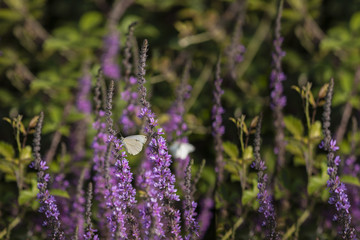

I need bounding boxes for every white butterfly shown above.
[169,141,195,159]
[121,135,147,155]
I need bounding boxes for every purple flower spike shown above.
[137,40,183,239]
[101,32,120,79]
[270,1,287,170]
[252,115,279,239]
[321,78,356,239]
[344,155,360,232]
[103,79,140,239]
[119,76,141,135]
[76,72,92,114]
[32,112,65,239]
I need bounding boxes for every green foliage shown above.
[284,115,304,139]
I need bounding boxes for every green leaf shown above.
[243,146,253,162]
[2,117,12,125]
[318,83,329,99]
[308,162,328,195]
[350,12,360,32]
[223,141,239,160]
[50,189,70,199]
[28,115,39,129]
[18,190,37,205]
[342,175,360,187]
[0,9,22,21]
[224,161,239,176]
[44,38,71,52]
[79,11,103,31]
[285,139,304,156]
[20,146,32,163]
[350,95,360,110]
[291,85,301,94]
[293,155,305,166]
[67,112,87,123]
[0,160,14,174]
[308,91,316,108]
[242,187,258,205]
[284,115,304,138]
[0,141,15,159]
[307,175,327,195]
[309,121,322,140]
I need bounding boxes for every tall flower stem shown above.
[32,112,65,239]
[137,39,183,239]
[320,78,357,239]
[270,0,286,171]
[252,115,279,240]
[104,78,140,239]
[212,59,225,185]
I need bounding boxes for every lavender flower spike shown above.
[104,79,140,239]
[184,159,199,239]
[137,39,182,239]
[101,31,120,79]
[320,78,357,239]
[270,0,286,170]
[76,70,92,114]
[84,183,99,240]
[31,112,65,239]
[212,59,225,184]
[252,115,279,240]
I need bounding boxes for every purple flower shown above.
[51,173,74,236]
[344,156,360,232]
[330,139,339,151]
[101,32,120,79]
[163,68,193,192]
[252,116,279,239]
[270,37,287,110]
[235,44,246,63]
[39,161,48,170]
[198,197,214,238]
[76,72,92,114]
[32,112,65,239]
[91,110,113,236]
[137,40,182,239]
[270,3,287,171]
[320,137,357,238]
[119,76,141,135]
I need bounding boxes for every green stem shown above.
[15,117,23,191]
[221,211,248,240]
[0,213,23,239]
[283,201,314,239]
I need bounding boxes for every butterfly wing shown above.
[123,135,147,155]
[170,142,195,159]
[124,135,147,144]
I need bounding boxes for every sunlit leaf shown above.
[309,121,322,140]
[318,83,329,99]
[18,189,38,206]
[28,115,39,129]
[0,141,15,159]
[342,175,360,187]
[284,115,304,138]
[79,11,103,32]
[50,189,70,199]
[223,141,239,160]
